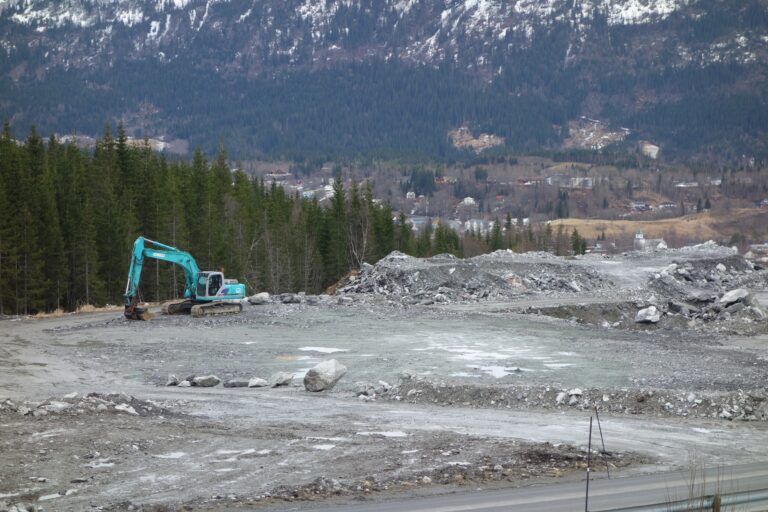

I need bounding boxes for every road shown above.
[285,462,768,512]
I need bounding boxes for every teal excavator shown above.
[123,236,246,320]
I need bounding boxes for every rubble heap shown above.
[337,251,614,304]
[0,393,171,418]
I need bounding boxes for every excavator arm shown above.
[123,236,201,319]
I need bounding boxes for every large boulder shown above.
[719,289,750,306]
[192,375,221,387]
[304,359,348,392]
[248,292,270,305]
[635,306,661,324]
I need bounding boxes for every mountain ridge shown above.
[1,0,767,160]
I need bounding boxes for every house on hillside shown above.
[633,230,667,252]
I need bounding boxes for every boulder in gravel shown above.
[719,288,750,306]
[635,306,661,324]
[716,263,727,273]
[248,292,270,305]
[269,372,294,387]
[192,375,221,387]
[178,380,191,387]
[166,374,179,386]
[304,359,347,392]
[281,293,301,304]
[223,379,249,388]
[248,377,269,388]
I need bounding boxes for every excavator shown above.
[123,236,246,320]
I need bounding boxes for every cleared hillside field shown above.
[551,208,768,245]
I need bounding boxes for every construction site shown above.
[2,242,768,511]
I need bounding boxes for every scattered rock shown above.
[269,372,294,387]
[304,359,348,392]
[166,374,179,386]
[178,380,191,387]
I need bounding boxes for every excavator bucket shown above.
[124,299,154,321]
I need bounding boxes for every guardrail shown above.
[594,488,768,512]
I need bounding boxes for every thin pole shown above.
[594,406,610,478]
[586,415,593,512]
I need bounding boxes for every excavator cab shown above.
[196,272,224,299]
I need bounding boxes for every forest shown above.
[0,123,593,315]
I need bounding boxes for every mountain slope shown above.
[1,0,767,160]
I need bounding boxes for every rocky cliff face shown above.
[1,0,767,158]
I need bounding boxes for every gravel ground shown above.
[1,244,767,511]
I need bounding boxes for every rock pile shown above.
[0,393,169,418]
[166,371,295,388]
[336,250,614,304]
[389,375,768,422]
[636,287,766,328]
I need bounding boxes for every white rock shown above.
[635,305,661,323]
[63,392,78,399]
[248,377,268,388]
[555,392,567,405]
[304,359,348,392]
[178,380,191,387]
[114,403,138,415]
[716,263,727,273]
[247,292,270,305]
[568,388,583,396]
[687,393,696,403]
[719,288,750,306]
[166,374,179,386]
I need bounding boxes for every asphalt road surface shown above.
[284,462,768,512]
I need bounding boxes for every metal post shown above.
[594,406,610,478]
[586,415,593,512]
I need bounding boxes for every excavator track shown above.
[162,299,195,315]
[190,301,243,318]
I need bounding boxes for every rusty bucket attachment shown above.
[124,298,154,321]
